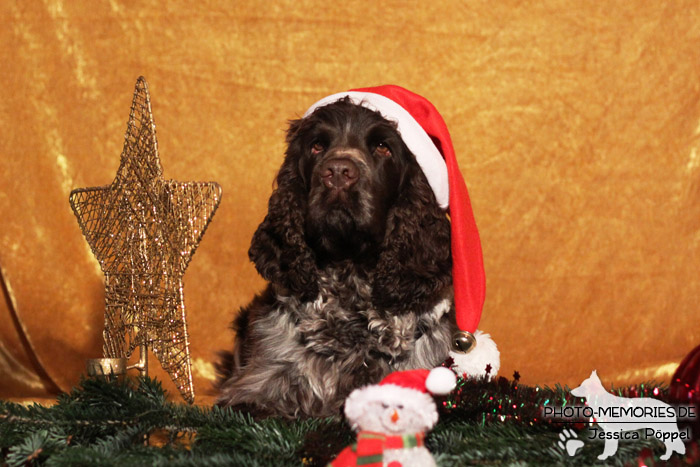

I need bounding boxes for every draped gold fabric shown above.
[1,1,699,405]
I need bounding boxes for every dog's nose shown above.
[320,157,359,190]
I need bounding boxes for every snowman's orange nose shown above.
[391,410,399,423]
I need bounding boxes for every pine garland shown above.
[1,375,697,466]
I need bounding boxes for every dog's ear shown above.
[248,120,319,299]
[372,162,452,312]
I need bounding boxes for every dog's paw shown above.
[557,428,584,457]
[367,313,416,356]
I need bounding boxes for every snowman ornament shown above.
[330,367,456,467]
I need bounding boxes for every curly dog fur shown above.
[216,98,457,418]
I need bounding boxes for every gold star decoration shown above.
[69,77,222,403]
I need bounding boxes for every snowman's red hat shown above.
[304,86,500,377]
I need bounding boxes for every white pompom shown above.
[425,367,457,395]
[450,330,500,379]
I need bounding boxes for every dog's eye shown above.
[374,142,392,158]
[311,141,326,155]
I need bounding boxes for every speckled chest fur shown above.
[217,264,454,418]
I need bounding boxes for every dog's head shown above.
[249,98,452,309]
[289,98,412,262]
[570,370,606,399]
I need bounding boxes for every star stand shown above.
[70,77,222,403]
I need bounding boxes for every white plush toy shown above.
[329,367,456,467]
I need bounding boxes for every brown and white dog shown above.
[216,88,498,418]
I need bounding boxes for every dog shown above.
[215,96,460,418]
[571,370,686,460]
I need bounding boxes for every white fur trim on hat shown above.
[425,367,457,395]
[449,330,500,379]
[304,91,450,209]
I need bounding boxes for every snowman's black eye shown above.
[381,403,389,409]
[397,404,404,409]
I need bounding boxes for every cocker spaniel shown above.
[216,89,497,418]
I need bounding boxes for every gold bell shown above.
[451,331,476,354]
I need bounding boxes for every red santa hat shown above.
[304,85,499,377]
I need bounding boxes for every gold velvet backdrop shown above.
[2,1,700,405]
